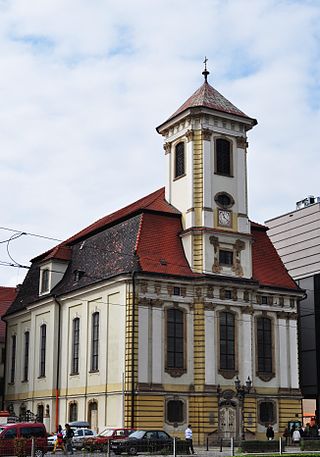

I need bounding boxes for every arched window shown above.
[41,269,50,293]
[88,401,98,431]
[257,317,272,373]
[220,312,235,370]
[71,318,80,374]
[174,142,185,178]
[166,399,184,424]
[37,404,44,423]
[167,308,184,369]
[91,313,99,372]
[216,139,231,176]
[39,324,46,377]
[69,402,78,422]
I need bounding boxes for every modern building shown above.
[266,196,320,423]
[0,287,17,408]
[3,70,303,442]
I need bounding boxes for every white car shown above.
[72,428,96,450]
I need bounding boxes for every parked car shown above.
[84,428,134,452]
[72,427,96,450]
[47,433,57,451]
[110,430,187,455]
[0,422,48,457]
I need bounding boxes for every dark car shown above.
[110,430,186,455]
[83,428,134,452]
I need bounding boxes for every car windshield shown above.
[99,429,115,437]
[129,431,145,439]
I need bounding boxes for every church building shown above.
[3,67,303,442]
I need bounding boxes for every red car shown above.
[0,422,48,457]
[84,428,134,452]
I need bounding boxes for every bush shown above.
[301,439,320,451]
[240,439,284,453]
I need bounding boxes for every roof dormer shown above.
[38,245,71,296]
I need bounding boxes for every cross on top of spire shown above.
[202,56,210,82]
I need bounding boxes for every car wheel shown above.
[128,446,137,455]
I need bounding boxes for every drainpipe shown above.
[53,295,62,431]
[131,271,137,429]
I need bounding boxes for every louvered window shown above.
[216,139,231,176]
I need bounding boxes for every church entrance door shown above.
[220,402,237,440]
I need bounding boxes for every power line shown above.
[0,226,62,242]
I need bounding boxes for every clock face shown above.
[218,210,232,227]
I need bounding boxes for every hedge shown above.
[239,439,284,453]
[300,439,320,451]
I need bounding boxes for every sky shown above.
[0,0,320,287]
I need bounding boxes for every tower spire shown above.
[202,56,209,83]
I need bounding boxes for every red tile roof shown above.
[33,188,179,261]
[251,223,298,290]
[33,188,297,290]
[43,245,71,261]
[136,213,195,277]
[0,287,17,341]
[67,187,179,244]
[158,81,256,129]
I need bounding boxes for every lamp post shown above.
[234,376,252,441]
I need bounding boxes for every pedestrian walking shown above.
[266,424,274,440]
[53,425,66,454]
[185,424,195,454]
[64,424,74,455]
[292,427,301,445]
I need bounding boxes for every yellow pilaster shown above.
[192,129,203,273]
[193,301,205,391]
[124,286,138,428]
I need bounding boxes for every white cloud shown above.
[0,0,320,285]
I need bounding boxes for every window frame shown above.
[165,307,186,377]
[218,310,237,377]
[215,138,233,177]
[40,268,50,294]
[23,331,30,382]
[39,324,46,378]
[71,317,80,375]
[90,312,99,372]
[256,315,275,381]
[258,400,276,425]
[69,402,78,422]
[174,142,185,179]
[219,249,234,266]
[10,334,16,384]
[166,399,185,425]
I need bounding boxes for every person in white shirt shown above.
[185,425,195,454]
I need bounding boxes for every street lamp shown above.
[234,376,252,441]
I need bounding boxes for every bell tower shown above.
[156,63,257,279]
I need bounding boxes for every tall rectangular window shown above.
[216,138,231,176]
[91,313,99,372]
[257,317,272,373]
[10,335,16,383]
[23,331,30,381]
[39,324,46,377]
[220,312,235,370]
[167,308,184,369]
[71,318,80,374]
